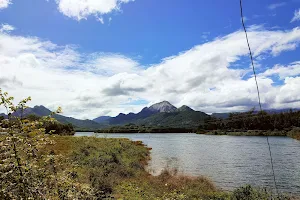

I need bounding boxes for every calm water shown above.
[75,132,300,194]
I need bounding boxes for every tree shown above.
[0,88,93,199]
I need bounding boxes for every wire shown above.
[239,0,278,195]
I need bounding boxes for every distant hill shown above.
[137,109,209,128]
[93,116,111,123]
[211,113,230,119]
[10,105,103,130]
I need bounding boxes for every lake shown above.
[75,132,300,194]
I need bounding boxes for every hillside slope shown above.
[11,105,103,129]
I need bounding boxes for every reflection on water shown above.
[75,132,300,194]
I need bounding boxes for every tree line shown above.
[1,113,74,136]
[200,109,300,131]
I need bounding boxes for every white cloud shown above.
[0,24,15,33]
[85,53,141,75]
[261,62,300,79]
[1,26,300,118]
[0,0,11,9]
[55,0,134,21]
[96,16,105,24]
[267,2,286,10]
[291,9,300,23]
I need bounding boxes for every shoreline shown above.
[200,129,300,140]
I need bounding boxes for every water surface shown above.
[75,132,300,194]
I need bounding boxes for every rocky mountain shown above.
[177,105,194,112]
[94,101,209,128]
[148,101,177,113]
[106,101,177,125]
[13,105,52,117]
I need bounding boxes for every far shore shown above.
[76,129,300,140]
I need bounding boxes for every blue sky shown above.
[0,0,300,118]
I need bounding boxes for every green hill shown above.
[136,109,209,129]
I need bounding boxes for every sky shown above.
[0,0,300,119]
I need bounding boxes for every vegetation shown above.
[0,89,297,199]
[199,109,300,139]
[47,136,150,199]
[136,110,209,129]
[36,136,296,200]
[0,89,94,199]
[101,105,209,129]
[96,123,195,133]
[26,114,75,135]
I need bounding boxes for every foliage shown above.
[231,185,289,200]
[97,123,195,133]
[115,168,227,200]
[200,109,300,139]
[26,114,75,135]
[287,127,300,140]
[0,88,297,199]
[0,89,94,199]
[135,110,209,129]
[49,136,150,198]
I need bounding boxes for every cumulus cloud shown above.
[55,0,135,21]
[0,0,11,9]
[261,62,300,79]
[1,26,300,118]
[0,24,15,33]
[85,53,141,75]
[291,9,300,23]
[267,2,286,10]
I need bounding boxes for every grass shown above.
[287,128,300,140]
[1,133,298,199]
[114,169,229,200]
[48,136,150,198]
[46,136,296,199]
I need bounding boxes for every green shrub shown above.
[231,185,290,200]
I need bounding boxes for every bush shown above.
[0,89,94,199]
[231,185,290,200]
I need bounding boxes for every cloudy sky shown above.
[0,0,300,119]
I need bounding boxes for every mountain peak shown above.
[31,105,52,116]
[149,101,177,113]
[177,105,194,112]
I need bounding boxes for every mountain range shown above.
[0,106,103,130]
[0,101,209,130]
[96,101,209,128]
[2,101,299,130]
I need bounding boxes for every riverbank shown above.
[95,124,195,133]
[47,136,295,199]
[48,136,227,199]
[200,128,300,140]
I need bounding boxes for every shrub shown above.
[231,185,290,200]
[0,88,94,199]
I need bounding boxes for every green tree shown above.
[0,88,93,199]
